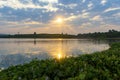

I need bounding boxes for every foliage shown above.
[0,43,120,80]
[0,29,120,39]
[77,29,120,39]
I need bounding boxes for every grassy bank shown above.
[0,43,120,80]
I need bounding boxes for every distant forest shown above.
[0,29,120,39]
[77,30,120,39]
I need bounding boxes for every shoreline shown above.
[0,37,120,39]
[0,42,120,79]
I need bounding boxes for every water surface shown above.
[0,39,119,68]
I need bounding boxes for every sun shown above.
[56,17,63,24]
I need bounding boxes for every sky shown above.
[0,0,120,34]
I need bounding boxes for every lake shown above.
[0,39,119,68]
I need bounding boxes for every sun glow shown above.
[57,53,62,59]
[49,39,66,60]
[55,17,63,24]
[52,48,65,60]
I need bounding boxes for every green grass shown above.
[0,43,120,80]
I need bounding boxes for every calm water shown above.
[0,39,119,68]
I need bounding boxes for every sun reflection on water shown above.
[57,53,62,59]
[53,47,65,60]
[49,39,66,60]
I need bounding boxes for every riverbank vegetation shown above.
[78,30,120,39]
[0,29,120,39]
[0,43,120,80]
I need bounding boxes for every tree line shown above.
[77,29,120,39]
[0,29,120,39]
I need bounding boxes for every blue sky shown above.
[0,0,120,34]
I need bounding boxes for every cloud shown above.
[64,15,78,21]
[91,15,102,21]
[66,4,78,9]
[101,0,107,5]
[82,0,86,3]
[58,3,77,9]
[24,21,42,25]
[87,2,93,9]
[0,0,58,12]
[59,12,89,22]
[0,13,2,17]
[0,19,43,29]
[82,10,87,13]
[104,7,120,13]
[79,22,92,28]
[38,0,58,3]
[0,0,120,34]
[113,13,120,17]
[81,12,90,18]
[50,12,90,24]
[78,24,120,33]
[97,24,120,32]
